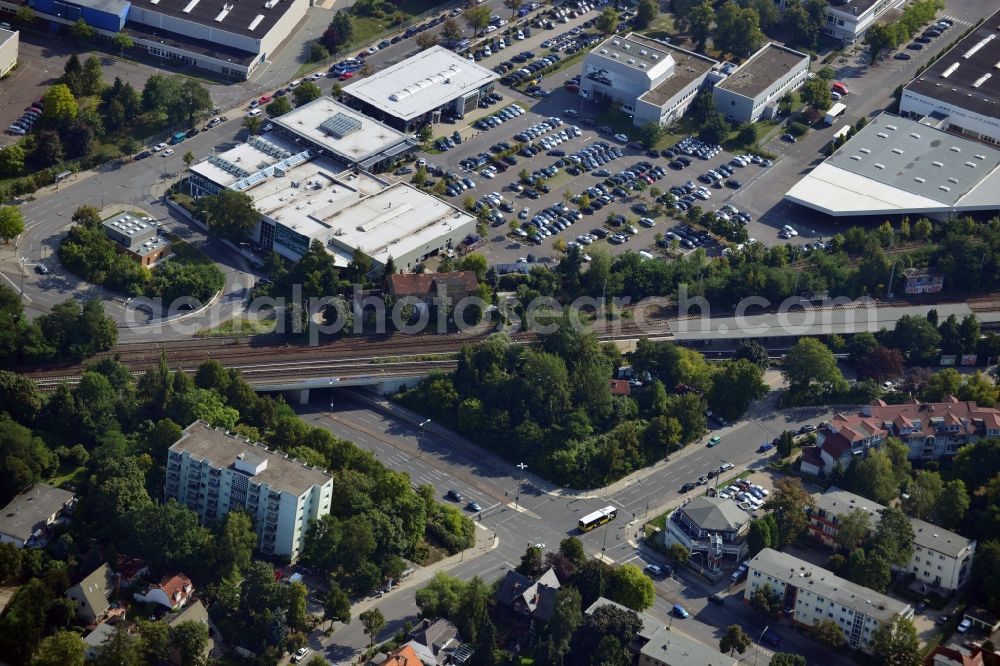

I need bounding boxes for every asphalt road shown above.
[291,388,852,664]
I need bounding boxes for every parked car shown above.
[445,489,464,502]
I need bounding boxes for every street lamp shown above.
[514,462,527,508]
[753,625,770,666]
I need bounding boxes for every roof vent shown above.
[947,177,958,183]
[972,73,992,88]
[950,146,961,152]
[975,154,986,160]
[639,63,647,69]
[932,161,943,167]
[622,43,630,50]
[942,62,960,78]
[877,132,888,138]
[611,52,620,58]
[874,163,885,169]
[599,49,607,54]
[965,161,977,168]
[860,148,871,154]
[962,34,995,59]
[850,155,861,161]
[639,49,648,55]
[650,54,658,60]
[939,185,950,192]
[914,177,925,183]
[612,40,620,46]
[909,132,920,139]
[892,148,904,155]
[886,124,898,131]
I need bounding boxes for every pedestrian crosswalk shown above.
[939,15,971,28]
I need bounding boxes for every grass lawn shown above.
[197,316,276,337]
[46,466,86,489]
[642,13,676,42]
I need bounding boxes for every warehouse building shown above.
[0,26,18,78]
[268,96,418,171]
[900,11,1000,146]
[713,42,809,124]
[784,113,1000,217]
[341,46,499,132]
[22,0,308,79]
[580,33,719,128]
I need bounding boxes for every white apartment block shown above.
[580,33,718,128]
[0,28,17,78]
[166,420,333,560]
[772,0,893,44]
[808,487,976,592]
[746,549,912,653]
[713,43,810,124]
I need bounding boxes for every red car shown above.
[259,94,273,104]
[339,71,355,81]
[831,81,850,96]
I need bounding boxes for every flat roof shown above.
[131,0,296,40]
[170,420,331,496]
[124,20,257,64]
[277,180,475,266]
[588,33,677,82]
[102,213,155,238]
[749,548,910,624]
[641,625,736,666]
[717,42,809,99]
[904,10,1000,120]
[785,113,1000,215]
[342,46,498,121]
[827,0,882,19]
[74,0,129,15]
[0,484,75,542]
[0,29,15,46]
[189,133,305,189]
[270,96,415,163]
[637,42,717,107]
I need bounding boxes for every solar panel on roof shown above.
[248,135,292,159]
[320,113,362,139]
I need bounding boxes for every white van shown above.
[638,251,654,261]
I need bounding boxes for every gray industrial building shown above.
[713,42,810,124]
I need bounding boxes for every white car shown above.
[247,108,262,117]
[161,149,175,157]
[958,619,972,633]
[292,647,310,663]
[289,79,301,88]
[152,142,167,152]
[485,24,497,32]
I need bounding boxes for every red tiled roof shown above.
[384,645,422,666]
[820,431,854,459]
[609,379,631,396]
[155,572,193,604]
[386,272,478,297]
[801,446,824,470]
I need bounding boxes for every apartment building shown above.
[166,420,333,560]
[713,43,810,124]
[746,549,912,653]
[800,396,1000,476]
[807,487,976,592]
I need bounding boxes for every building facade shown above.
[713,43,809,124]
[0,27,17,78]
[102,213,170,266]
[341,46,498,132]
[746,549,912,653]
[900,10,1000,146]
[807,487,976,591]
[580,33,718,128]
[166,420,333,560]
[662,496,750,564]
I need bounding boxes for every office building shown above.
[102,212,171,266]
[342,46,499,132]
[0,27,17,78]
[785,113,1000,217]
[26,0,308,79]
[822,0,897,43]
[0,483,75,549]
[807,487,976,592]
[713,42,809,123]
[580,33,718,128]
[166,420,333,559]
[746,548,912,653]
[900,11,1000,146]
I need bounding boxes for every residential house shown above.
[662,496,750,565]
[494,568,561,623]
[165,600,215,666]
[385,271,479,303]
[585,598,734,665]
[800,397,1000,476]
[371,644,424,666]
[0,483,76,549]
[807,487,976,592]
[113,556,150,587]
[83,622,117,660]
[66,563,118,624]
[403,618,472,665]
[746,548,912,653]
[134,572,195,610]
[609,379,631,396]
[923,644,986,666]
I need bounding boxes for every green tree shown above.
[750,582,782,617]
[179,79,212,125]
[70,18,96,40]
[800,78,833,109]
[0,206,25,243]
[811,619,846,648]
[775,430,795,458]
[285,581,309,632]
[32,630,86,666]
[0,145,26,178]
[597,7,619,34]
[609,563,655,611]
[688,2,715,50]
[903,470,943,520]
[891,314,941,362]
[783,337,847,395]
[42,83,78,126]
[719,624,752,656]
[770,655,807,666]
[851,450,899,504]
[713,1,763,58]
[634,0,658,29]
[635,122,664,149]
[764,478,812,547]
[517,544,545,577]
[864,23,898,63]
[112,31,134,57]
[699,109,730,145]
[359,608,385,647]
[870,614,920,666]
[266,96,292,117]
[168,621,208,666]
[293,81,322,106]
[747,516,773,557]
[834,507,871,550]
[216,510,255,577]
[15,5,34,27]
[323,582,351,629]
[320,11,353,52]
[243,114,263,135]
[708,358,768,421]
[871,506,915,567]
[197,189,258,241]
[667,543,690,564]
[463,5,492,35]
[933,479,969,530]
[81,55,103,96]
[568,605,641,666]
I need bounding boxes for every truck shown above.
[824,102,847,125]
